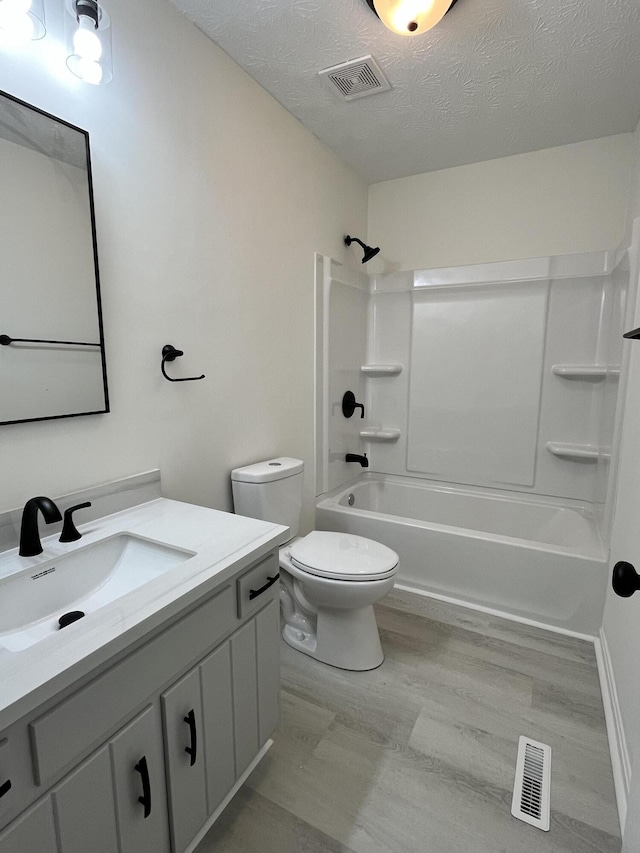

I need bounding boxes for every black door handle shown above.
[184,709,197,766]
[612,561,640,597]
[249,573,280,600]
[134,756,152,818]
[0,779,11,798]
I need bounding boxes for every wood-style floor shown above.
[195,589,621,852]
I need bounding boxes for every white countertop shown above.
[0,498,286,731]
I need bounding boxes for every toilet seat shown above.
[289,531,398,582]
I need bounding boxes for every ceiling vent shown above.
[319,55,391,101]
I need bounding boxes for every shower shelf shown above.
[360,364,403,376]
[551,364,620,378]
[360,428,401,441]
[546,442,610,461]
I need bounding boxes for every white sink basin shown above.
[0,534,195,652]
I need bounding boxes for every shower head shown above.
[344,235,380,264]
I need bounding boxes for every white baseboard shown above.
[595,630,630,832]
[184,739,273,853]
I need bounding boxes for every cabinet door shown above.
[256,599,280,746]
[110,705,170,853]
[53,746,118,853]
[200,641,235,814]
[0,798,57,853]
[162,667,207,853]
[230,619,259,775]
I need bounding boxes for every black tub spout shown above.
[345,453,369,468]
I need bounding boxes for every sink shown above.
[0,534,195,652]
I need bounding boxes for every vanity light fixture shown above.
[365,0,460,36]
[0,0,46,43]
[65,0,112,85]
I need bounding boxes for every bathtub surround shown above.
[369,251,627,517]
[315,249,628,633]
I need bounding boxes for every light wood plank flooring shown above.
[195,590,621,852]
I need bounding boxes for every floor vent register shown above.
[511,736,551,831]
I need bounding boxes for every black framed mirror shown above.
[0,89,109,426]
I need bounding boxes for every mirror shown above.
[0,89,109,426]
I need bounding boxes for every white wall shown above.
[0,0,367,533]
[368,136,633,272]
[600,119,640,831]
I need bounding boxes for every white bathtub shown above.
[315,474,609,636]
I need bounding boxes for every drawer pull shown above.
[249,573,280,600]
[134,756,151,818]
[184,710,197,767]
[0,779,11,798]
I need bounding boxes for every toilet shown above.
[231,457,398,671]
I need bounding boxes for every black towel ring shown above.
[161,344,205,382]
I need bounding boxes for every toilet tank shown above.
[231,457,304,540]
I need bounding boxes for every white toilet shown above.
[231,457,399,671]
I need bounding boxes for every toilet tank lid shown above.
[231,457,304,483]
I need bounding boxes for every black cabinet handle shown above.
[612,561,640,597]
[0,779,11,798]
[249,573,280,600]
[134,756,151,818]
[184,710,197,767]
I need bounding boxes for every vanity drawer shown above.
[236,553,280,619]
[30,584,234,788]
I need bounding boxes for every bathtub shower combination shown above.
[315,250,630,637]
[316,475,607,635]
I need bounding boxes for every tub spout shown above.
[346,453,368,468]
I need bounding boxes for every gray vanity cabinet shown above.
[51,705,170,853]
[109,706,170,853]
[0,798,57,852]
[200,641,235,814]
[0,553,281,853]
[162,668,208,853]
[162,601,280,852]
[52,746,119,853]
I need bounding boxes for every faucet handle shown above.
[59,502,92,543]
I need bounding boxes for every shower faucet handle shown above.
[342,391,365,419]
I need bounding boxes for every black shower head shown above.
[344,235,380,264]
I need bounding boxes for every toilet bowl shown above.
[231,458,399,671]
[279,531,398,670]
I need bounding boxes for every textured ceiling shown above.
[171,0,640,183]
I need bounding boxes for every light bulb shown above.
[373,0,454,35]
[67,54,103,84]
[0,0,35,42]
[73,13,102,61]
[3,0,32,15]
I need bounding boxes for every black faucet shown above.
[19,496,62,557]
[345,453,369,468]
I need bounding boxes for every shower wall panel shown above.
[315,255,368,496]
[406,282,548,488]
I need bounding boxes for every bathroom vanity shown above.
[0,498,286,853]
